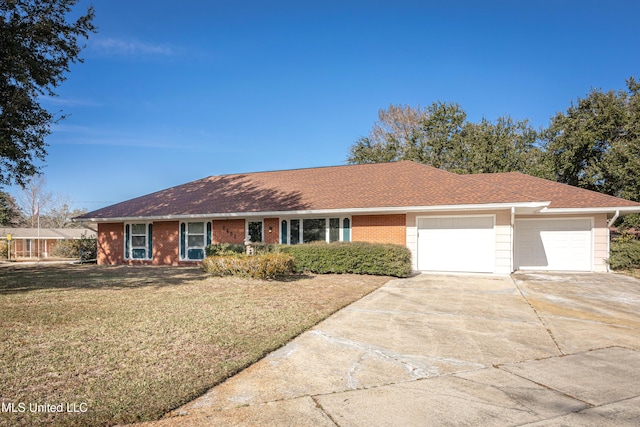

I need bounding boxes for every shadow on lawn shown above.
[0,264,207,293]
[0,264,313,294]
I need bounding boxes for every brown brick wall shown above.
[100,215,410,266]
[264,218,280,244]
[212,219,245,244]
[97,223,124,265]
[151,221,179,265]
[352,214,406,246]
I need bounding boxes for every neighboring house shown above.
[74,161,640,273]
[0,227,97,259]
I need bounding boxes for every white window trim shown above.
[180,221,208,261]
[246,219,264,243]
[279,216,351,245]
[125,222,152,260]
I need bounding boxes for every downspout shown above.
[607,209,620,227]
[606,210,620,273]
[510,207,515,273]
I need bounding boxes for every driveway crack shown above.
[511,277,565,356]
[311,396,341,426]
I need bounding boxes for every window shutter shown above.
[148,224,153,259]
[206,222,212,246]
[125,224,130,259]
[180,223,186,259]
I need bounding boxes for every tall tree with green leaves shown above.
[459,116,544,175]
[347,102,541,175]
[0,0,95,187]
[347,101,467,168]
[0,191,23,226]
[543,77,640,201]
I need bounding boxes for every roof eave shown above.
[538,206,640,215]
[72,201,551,223]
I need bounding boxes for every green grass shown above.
[0,265,388,426]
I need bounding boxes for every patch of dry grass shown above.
[621,268,640,280]
[0,265,388,426]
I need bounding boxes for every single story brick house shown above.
[74,161,640,273]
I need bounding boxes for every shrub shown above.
[202,253,295,279]
[277,241,412,277]
[50,235,97,261]
[205,243,245,257]
[51,239,78,258]
[206,243,278,257]
[252,243,278,254]
[0,240,7,259]
[609,238,640,270]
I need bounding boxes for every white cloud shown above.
[49,125,240,152]
[41,96,102,107]
[91,37,174,56]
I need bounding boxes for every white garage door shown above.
[417,216,495,273]
[514,218,592,271]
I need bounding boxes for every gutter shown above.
[510,206,515,273]
[607,209,620,227]
[72,201,551,223]
[538,206,640,215]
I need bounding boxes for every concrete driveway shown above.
[137,272,640,426]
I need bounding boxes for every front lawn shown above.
[0,265,388,427]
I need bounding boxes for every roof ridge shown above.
[215,160,421,178]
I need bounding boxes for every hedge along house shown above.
[74,161,640,273]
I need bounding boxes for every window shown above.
[290,219,300,244]
[181,221,211,260]
[303,218,326,243]
[281,217,350,244]
[343,218,351,242]
[280,220,288,244]
[125,223,153,260]
[248,221,263,242]
[329,218,340,242]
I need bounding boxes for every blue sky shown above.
[10,0,640,212]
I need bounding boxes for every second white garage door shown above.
[514,218,592,271]
[417,216,495,273]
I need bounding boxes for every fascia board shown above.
[537,206,640,215]
[72,201,551,223]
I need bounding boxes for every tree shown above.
[42,200,87,228]
[13,175,86,227]
[543,77,640,201]
[459,116,544,175]
[15,174,50,227]
[0,191,23,226]
[347,102,541,175]
[347,103,429,164]
[347,102,467,168]
[0,0,95,187]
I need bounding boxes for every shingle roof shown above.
[462,172,640,209]
[0,228,96,239]
[76,161,640,220]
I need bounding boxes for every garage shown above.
[514,218,592,271]
[417,216,495,273]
